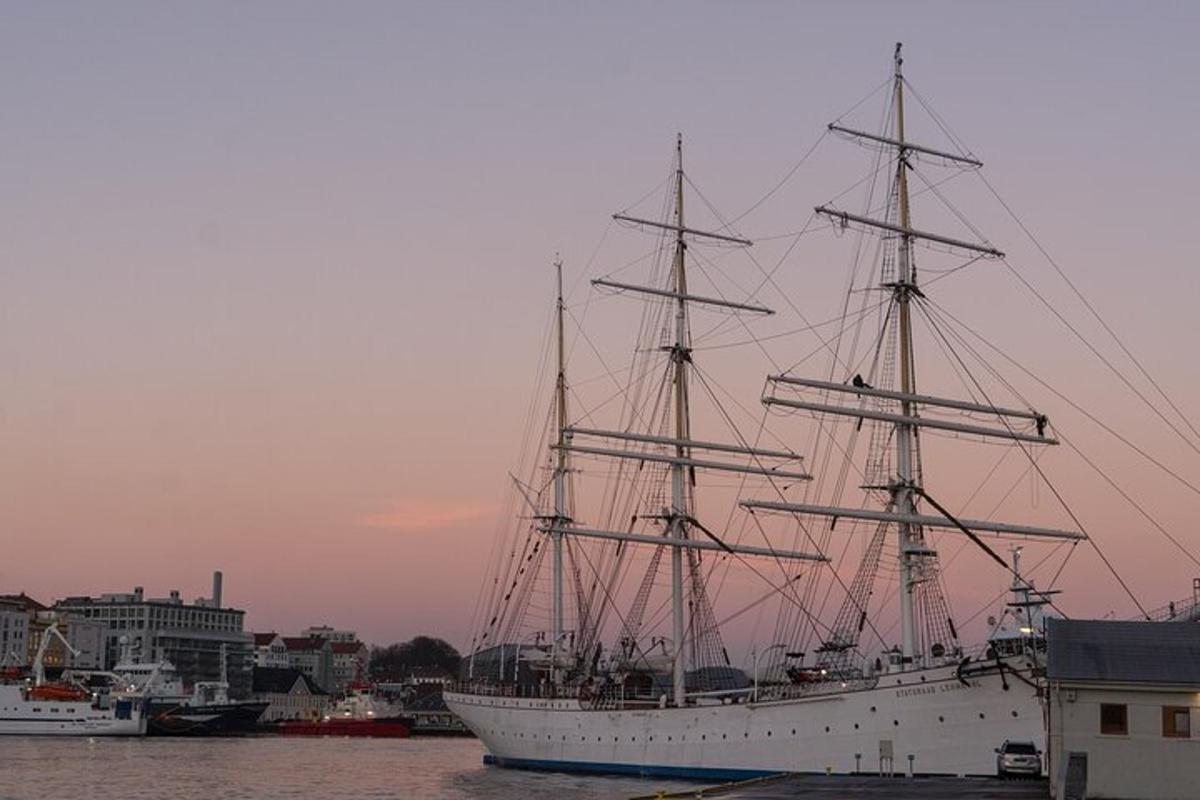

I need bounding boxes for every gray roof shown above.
[1046,618,1200,685]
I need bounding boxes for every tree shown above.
[369,636,461,678]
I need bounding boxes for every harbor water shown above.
[0,737,698,800]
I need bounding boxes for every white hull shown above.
[447,656,1043,779]
[0,685,147,736]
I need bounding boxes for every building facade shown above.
[55,574,254,698]
[284,637,334,692]
[254,633,289,668]
[330,641,368,693]
[0,599,28,667]
[251,666,329,722]
[1047,618,1200,800]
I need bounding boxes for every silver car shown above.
[995,739,1043,778]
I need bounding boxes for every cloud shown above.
[356,499,495,531]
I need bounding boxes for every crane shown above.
[32,624,80,686]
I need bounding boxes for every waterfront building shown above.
[0,599,28,667]
[251,666,329,722]
[54,572,254,697]
[284,636,334,692]
[330,640,369,693]
[253,632,289,668]
[1047,619,1200,800]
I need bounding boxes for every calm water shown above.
[0,737,700,800]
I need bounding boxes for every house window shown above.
[1100,703,1128,735]
[1163,706,1191,738]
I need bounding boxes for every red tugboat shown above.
[277,682,412,737]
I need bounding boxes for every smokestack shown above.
[212,570,223,609]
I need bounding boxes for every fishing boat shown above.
[445,44,1197,779]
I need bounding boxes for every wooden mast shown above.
[670,134,690,707]
[893,41,921,665]
[552,256,568,686]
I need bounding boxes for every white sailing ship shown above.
[446,45,1177,779]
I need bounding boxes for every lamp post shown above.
[752,643,787,703]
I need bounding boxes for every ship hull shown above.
[0,685,147,736]
[145,700,268,736]
[446,656,1043,779]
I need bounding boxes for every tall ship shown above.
[0,624,146,736]
[446,45,1190,778]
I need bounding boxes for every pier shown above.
[635,774,1048,799]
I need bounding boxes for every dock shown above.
[634,774,1048,799]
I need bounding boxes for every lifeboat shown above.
[28,682,90,702]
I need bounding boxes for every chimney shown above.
[134,586,144,601]
[212,570,223,609]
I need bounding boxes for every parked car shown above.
[995,739,1042,778]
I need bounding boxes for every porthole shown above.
[979,713,986,719]
[938,716,944,723]
[854,723,859,730]
[791,729,796,735]
[893,720,899,726]
[824,726,830,733]
[1011,710,1018,717]
[870,706,877,712]
[767,731,772,737]
[701,735,706,741]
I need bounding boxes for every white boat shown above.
[0,624,146,736]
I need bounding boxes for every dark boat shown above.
[147,699,268,736]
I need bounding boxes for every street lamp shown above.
[751,643,787,703]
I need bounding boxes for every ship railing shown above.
[448,680,583,701]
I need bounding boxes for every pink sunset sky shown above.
[3,2,1199,656]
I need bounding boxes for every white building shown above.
[251,666,329,722]
[55,573,254,697]
[330,641,368,693]
[1047,618,1200,800]
[284,636,334,692]
[0,599,28,667]
[253,633,289,668]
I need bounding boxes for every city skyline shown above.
[4,2,1200,656]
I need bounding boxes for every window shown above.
[1100,703,1128,735]
[1163,706,1191,738]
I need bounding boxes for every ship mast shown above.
[669,134,690,707]
[891,42,921,664]
[552,256,569,687]
[745,44,1079,672]
[538,136,824,704]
